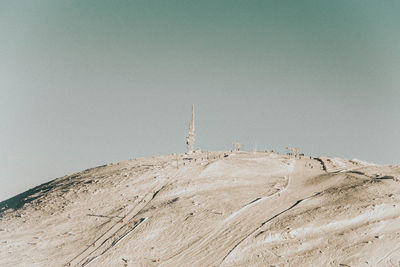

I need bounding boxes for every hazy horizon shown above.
[1,1,400,201]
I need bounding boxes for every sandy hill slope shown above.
[1,151,400,267]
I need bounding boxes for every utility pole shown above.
[186,105,195,154]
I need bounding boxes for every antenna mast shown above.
[186,105,195,153]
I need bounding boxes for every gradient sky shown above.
[1,1,399,201]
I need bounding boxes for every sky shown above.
[1,1,399,201]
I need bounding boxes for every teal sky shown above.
[1,1,400,201]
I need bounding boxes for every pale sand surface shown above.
[1,151,399,266]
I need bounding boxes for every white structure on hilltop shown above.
[186,105,195,153]
[232,142,242,152]
[286,147,300,159]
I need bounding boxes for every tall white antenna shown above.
[186,105,195,153]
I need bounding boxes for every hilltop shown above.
[1,151,399,266]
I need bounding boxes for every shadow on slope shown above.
[0,164,110,216]
[0,180,54,216]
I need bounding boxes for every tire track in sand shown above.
[68,180,167,266]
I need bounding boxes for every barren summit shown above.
[1,151,400,266]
